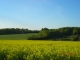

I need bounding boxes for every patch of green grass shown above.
[0,33,37,40]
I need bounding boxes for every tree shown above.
[39,28,49,37]
[73,28,79,35]
[70,35,79,41]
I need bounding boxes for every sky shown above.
[0,0,80,30]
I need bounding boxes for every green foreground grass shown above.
[0,40,80,60]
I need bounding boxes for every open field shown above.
[0,33,37,40]
[0,40,80,60]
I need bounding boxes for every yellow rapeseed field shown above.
[0,40,80,60]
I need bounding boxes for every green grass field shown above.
[0,40,80,60]
[0,33,37,40]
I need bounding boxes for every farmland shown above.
[0,30,80,60]
[0,33,37,40]
[0,40,80,60]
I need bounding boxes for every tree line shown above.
[0,28,39,35]
[28,27,80,41]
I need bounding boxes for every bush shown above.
[70,35,79,41]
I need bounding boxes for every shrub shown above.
[70,35,79,41]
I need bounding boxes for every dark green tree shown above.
[73,28,79,35]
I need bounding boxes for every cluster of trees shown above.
[0,28,39,35]
[28,27,80,41]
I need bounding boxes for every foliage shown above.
[73,28,79,35]
[0,28,39,35]
[28,27,80,41]
[70,35,79,41]
[28,28,50,40]
[0,27,80,41]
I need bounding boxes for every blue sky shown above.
[0,0,80,30]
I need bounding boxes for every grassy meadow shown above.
[0,33,37,40]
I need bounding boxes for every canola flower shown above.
[0,40,80,60]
